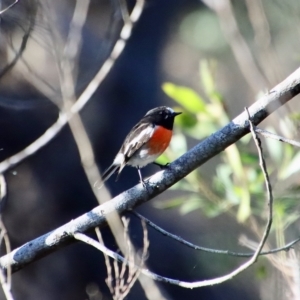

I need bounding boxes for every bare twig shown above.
[131,211,300,257]
[0,270,14,300]
[0,1,36,79]
[94,220,149,300]
[73,209,268,289]
[245,106,273,229]
[255,128,300,147]
[120,218,131,282]
[118,0,130,23]
[113,257,120,299]
[0,175,13,300]
[0,175,7,215]
[202,0,267,91]
[244,105,273,251]
[0,0,145,175]
[0,0,18,15]
[120,221,148,299]
[245,0,283,85]
[95,228,114,295]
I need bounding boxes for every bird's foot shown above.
[140,178,151,191]
[153,162,170,170]
[141,178,148,187]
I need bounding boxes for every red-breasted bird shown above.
[98,106,181,187]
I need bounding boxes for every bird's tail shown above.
[95,164,120,189]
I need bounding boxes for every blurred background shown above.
[0,0,300,299]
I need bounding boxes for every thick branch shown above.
[1,67,300,272]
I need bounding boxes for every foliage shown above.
[159,60,300,231]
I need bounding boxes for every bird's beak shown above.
[173,112,182,117]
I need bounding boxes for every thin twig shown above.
[0,0,18,15]
[0,222,11,282]
[0,175,13,300]
[95,228,114,295]
[244,0,283,85]
[255,128,300,147]
[0,1,36,79]
[95,221,149,300]
[202,0,267,91]
[113,256,120,299]
[245,105,273,252]
[140,218,149,263]
[0,269,14,300]
[118,0,130,23]
[0,0,145,175]
[131,211,300,257]
[119,221,148,299]
[120,218,130,281]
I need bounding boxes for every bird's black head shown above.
[143,106,182,130]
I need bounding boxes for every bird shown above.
[98,106,181,188]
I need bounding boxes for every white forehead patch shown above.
[167,107,174,113]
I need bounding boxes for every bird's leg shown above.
[137,166,148,188]
[153,162,170,169]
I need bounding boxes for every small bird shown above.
[99,106,181,187]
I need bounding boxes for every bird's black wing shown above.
[120,122,155,162]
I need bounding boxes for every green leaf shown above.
[162,82,206,113]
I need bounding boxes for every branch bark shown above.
[1,67,300,273]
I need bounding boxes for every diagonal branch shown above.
[0,67,300,273]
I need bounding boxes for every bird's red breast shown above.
[146,125,172,155]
